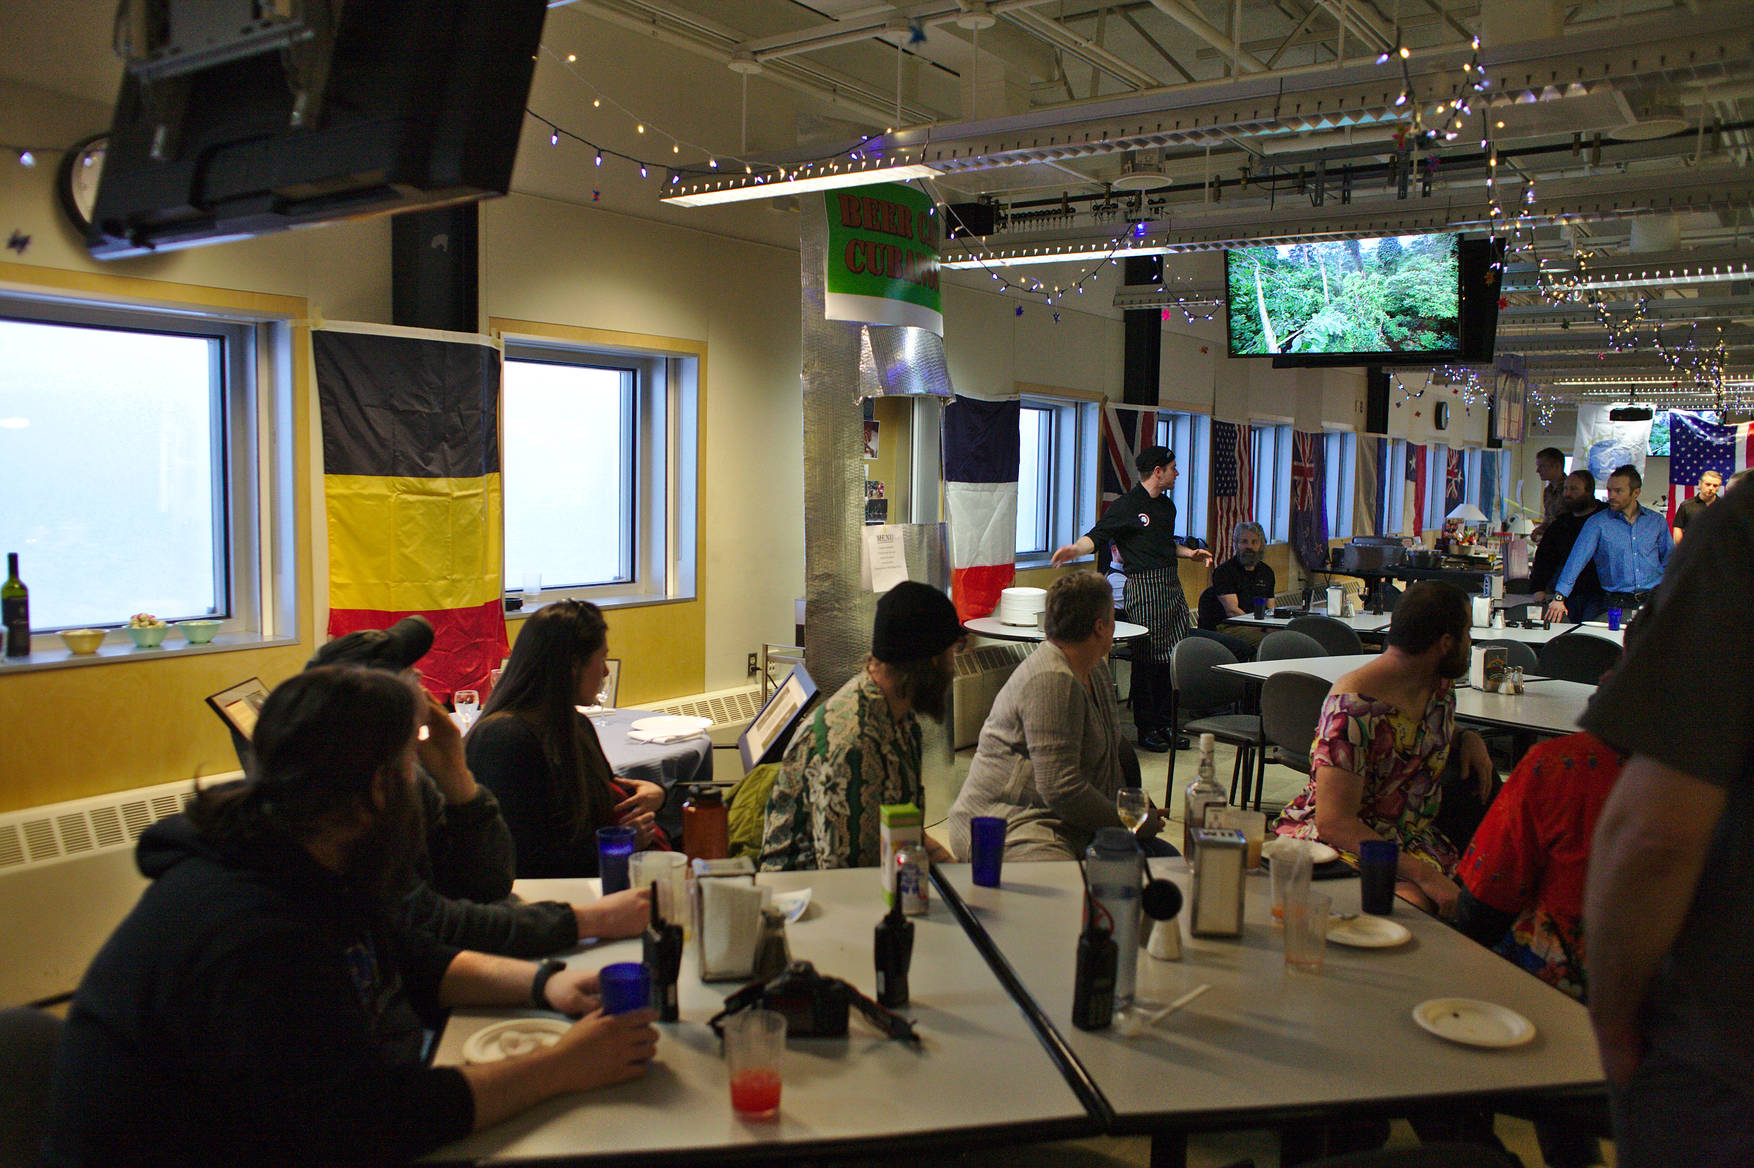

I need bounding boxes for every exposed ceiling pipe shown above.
[1313,0,1397,52]
[560,0,942,126]
[1001,8,1164,90]
[1144,0,1269,73]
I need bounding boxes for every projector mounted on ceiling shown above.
[1111,151,1173,192]
[1610,93,1690,141]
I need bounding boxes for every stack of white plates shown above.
[996,586,1047,627]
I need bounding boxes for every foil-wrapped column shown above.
[799,196,952,698]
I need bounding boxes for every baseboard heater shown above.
[646,685,764,753]
[0,774,236,1007]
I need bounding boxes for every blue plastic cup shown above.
[598,961,649,1014]
[1358,839,1399,916]
[1254,597,1268,619]
[597,825,637,894]
[970,816,1006,888]
[1607,607,1623,631]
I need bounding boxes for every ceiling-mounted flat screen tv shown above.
[1226,234,1461,361]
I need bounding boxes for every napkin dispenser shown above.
[1471,595,1493,628]
[693,856,762,982]
[1326,586,1345,617]
[1189,828,1247,937]
[1469,644,1509,693]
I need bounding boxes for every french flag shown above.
[942,395,1020,623]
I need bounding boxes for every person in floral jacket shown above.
[759,583,963,871]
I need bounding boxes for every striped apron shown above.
[1122,566,1193,663]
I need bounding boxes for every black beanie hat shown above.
[872,582,963,665]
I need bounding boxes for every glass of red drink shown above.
[723,1009,786,1120]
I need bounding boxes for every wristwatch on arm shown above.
[530,958,567,1010]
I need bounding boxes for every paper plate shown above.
[1261,836,1339,866]
[462,1017,571,1064]
[769,887,812,923]
[629,715,712,737]
[1411,998,1535,1048]
[1327,915,1412,948]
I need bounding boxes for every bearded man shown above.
[1272,582,1494,919]
[759,582,964,871]
[49,667,658,1168]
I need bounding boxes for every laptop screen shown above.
[738,665,818,773]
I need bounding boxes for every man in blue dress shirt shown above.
[1545,464,1673,624]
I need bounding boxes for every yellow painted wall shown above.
[0,265,315,814]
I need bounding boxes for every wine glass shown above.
[452,689,480,731]
[1117,787,1150,835]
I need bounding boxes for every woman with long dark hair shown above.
[466,600,665,877]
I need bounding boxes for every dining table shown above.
[1212,655,1596,739]
[590,706,716,842]
[425,868,1098,1165]
[966,616,1150,643]
[935,858,1604,1168]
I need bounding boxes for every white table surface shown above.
[1219,610,1392,635]
[1213,655,1594,737]
[1222,610,1625,649]
[426,868,1094,1164]
[967,616,1149,642]
[937,859,1602,1136]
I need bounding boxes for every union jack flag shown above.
[1289,430,1328,572]
[1212,420,1252,564]
[1099,404,1158,507]
[1444,447,1465,514]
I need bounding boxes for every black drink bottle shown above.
[643,900,683,1022]
[874,890,914,1008]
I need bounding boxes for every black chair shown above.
[1258,630,1328,662]
[1287,614,1366,656]
[1252,671,1332,811]
[1168,636,1262,804]
[1475,639,1539,672]
[1537,633,1622,685]
[0,1007,62,1168]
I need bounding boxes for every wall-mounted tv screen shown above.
[1226,234,1461,359]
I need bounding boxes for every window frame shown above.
[1379,437,1408,535]
[1014,402,1056,557]
[0,290,293,657]
[1012,391,1099,570]
[1156,410,1212,546]
[496,326,699,612]
[1250,422,1294,543]
[1322,428,1357,540]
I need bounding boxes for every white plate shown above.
[629,715,712,737]
[1261,836,1339,866]
[1411,998,1536,1048]
[462,1017,571,1064]
[1327,915,1412,948]
[768,887,812,922]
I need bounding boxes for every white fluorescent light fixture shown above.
[661,158,939,206]
[1549,263,1754,293]
[1554,377,1754,386]
[940,243,1170,269]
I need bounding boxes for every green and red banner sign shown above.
[823,182,942,335]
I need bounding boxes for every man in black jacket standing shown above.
[1529,469,1607,619]
[49,666,659,1168]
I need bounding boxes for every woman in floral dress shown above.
[1273,582,1494,917]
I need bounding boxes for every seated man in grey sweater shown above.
[947,571,1168,861]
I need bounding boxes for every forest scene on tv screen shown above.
[1227,234,1460,356]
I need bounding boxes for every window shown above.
[1157,411,1211,545]
[1378,438,1407,535]
[500,333,697,606]
[0,296,277,639]
[1250,423,1293,542]
[1423,443,1484,530]
[1014,396,1095,561]
[1323,430,1357,539]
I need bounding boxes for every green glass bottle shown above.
[2,553,28,658]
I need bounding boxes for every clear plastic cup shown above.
[1283,892,1332,974]
[629,851,688,930]
[724,1009,786,1121]
[1270,841,1313,921]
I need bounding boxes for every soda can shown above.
[894,844,929,916]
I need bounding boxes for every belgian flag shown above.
[314,329,508,699]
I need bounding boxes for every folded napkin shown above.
[627,728,705,744]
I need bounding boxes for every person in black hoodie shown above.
[1529,469,1608,619]
[304,616,652,954]
[48,666,659,1168]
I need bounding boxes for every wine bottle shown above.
[2,553,28,658]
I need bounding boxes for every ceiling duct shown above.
[1111,151,1173,191]
[1611,93,1690,141]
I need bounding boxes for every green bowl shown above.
[126,624,168,649]
[178,619,221,645]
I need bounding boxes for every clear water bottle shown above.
[1085,827,1144,1011]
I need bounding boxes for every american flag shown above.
[1099,404,1157,506]
[1212,419,1253,564]
[1668,412,1754,527]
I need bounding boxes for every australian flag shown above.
[1289,430,1328,573]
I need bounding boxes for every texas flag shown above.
[942,395,1020,623]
